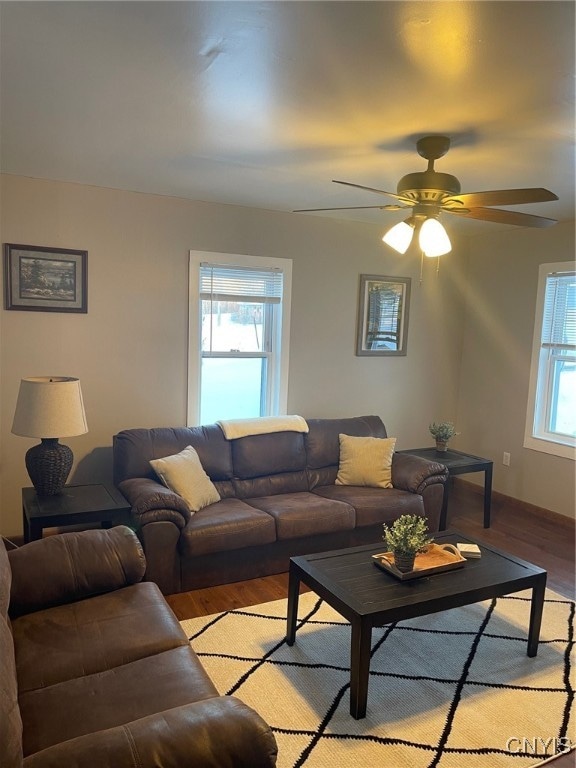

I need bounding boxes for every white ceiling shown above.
[1,1,574,235]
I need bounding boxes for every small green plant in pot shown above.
[383,514,433,573]
[429,421,458,452]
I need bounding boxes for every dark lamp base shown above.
[25,438,73,496]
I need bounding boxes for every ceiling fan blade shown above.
[445,188,558,208]
[445,206,557,228]
[293,204,408,213]
[332,179,407,201]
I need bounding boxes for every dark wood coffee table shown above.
[286,532,547,719]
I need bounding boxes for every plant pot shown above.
[435,440,448,452]
[394,552,416,573]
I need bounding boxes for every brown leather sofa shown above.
[113,415,448,595]
[0,527,277,768]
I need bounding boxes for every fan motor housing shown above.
[397,171,461,202]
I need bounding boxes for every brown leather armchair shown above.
[1,527,277,767]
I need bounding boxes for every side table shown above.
[397,447,493,530]
[22,484,132,543]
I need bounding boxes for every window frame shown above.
[524,261,576,460]
[187,250,292,426]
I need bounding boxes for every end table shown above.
[22,484,132,543]
[397,447,493,530]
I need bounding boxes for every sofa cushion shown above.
[336,434,396,489]
[9,527,147,620]
[0,540,21,767]
[313,485,425,527]
[20,697,278,768]
[0,537,11,618]
[232,430,307,479]
[246,492,355,540]
[0,617,22,768]
[150,445,221,513]
[179,498,277,557]
[113,424,233,484]
[305,415,387,470]
[232,469,309,499]
[19,644,218,757]
[12,582,189,693]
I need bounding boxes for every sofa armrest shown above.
[23,697,278,768]
[391,453,448,494]
[9,526,145,618]
[119,477,191,528]
[118,478,190,595]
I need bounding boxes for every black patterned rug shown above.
[181,589,575,767]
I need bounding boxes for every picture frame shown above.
[3,243,87,313]
[356,274,411,356]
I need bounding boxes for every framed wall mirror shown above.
[356,274,411,356]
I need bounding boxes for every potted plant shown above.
[429,421,458,452]
[382,514,433,573]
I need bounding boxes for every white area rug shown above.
[181,589,575,767]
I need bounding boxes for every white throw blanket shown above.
[216,415,309,440]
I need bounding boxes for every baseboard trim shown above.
[453,477,575,531]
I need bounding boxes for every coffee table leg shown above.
[286,563,300,646]
[350,617,372,719]
[527,575,547,657]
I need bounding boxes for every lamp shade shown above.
[419,218,452,257]
[382,220,414,254]
[12,377,88,438]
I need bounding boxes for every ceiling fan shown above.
[294,135,558,257]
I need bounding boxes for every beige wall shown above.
[455,222,575,519]
[2,174,572,533]
[0,174,466,536]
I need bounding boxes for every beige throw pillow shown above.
[335,434,396,489]
[150,445,220,513]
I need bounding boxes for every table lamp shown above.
[12,377,88,496]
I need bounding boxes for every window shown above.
[524,263,576,459]
[188,251,292,425]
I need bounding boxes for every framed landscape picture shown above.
[3,243,87,313]
[356,274,411,356]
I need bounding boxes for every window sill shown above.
[523,435,576,461]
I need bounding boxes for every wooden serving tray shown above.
[372,543,466,581]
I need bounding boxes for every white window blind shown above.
[200,264,283,304]
[541,272,576,351]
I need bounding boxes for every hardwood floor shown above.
[449,479,575,598]
[166,480,575,620]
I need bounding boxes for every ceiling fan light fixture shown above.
[419,217,452,257]
[382,220,414,254]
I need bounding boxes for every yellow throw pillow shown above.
[150,445,220,513]
[335,434,396,488]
